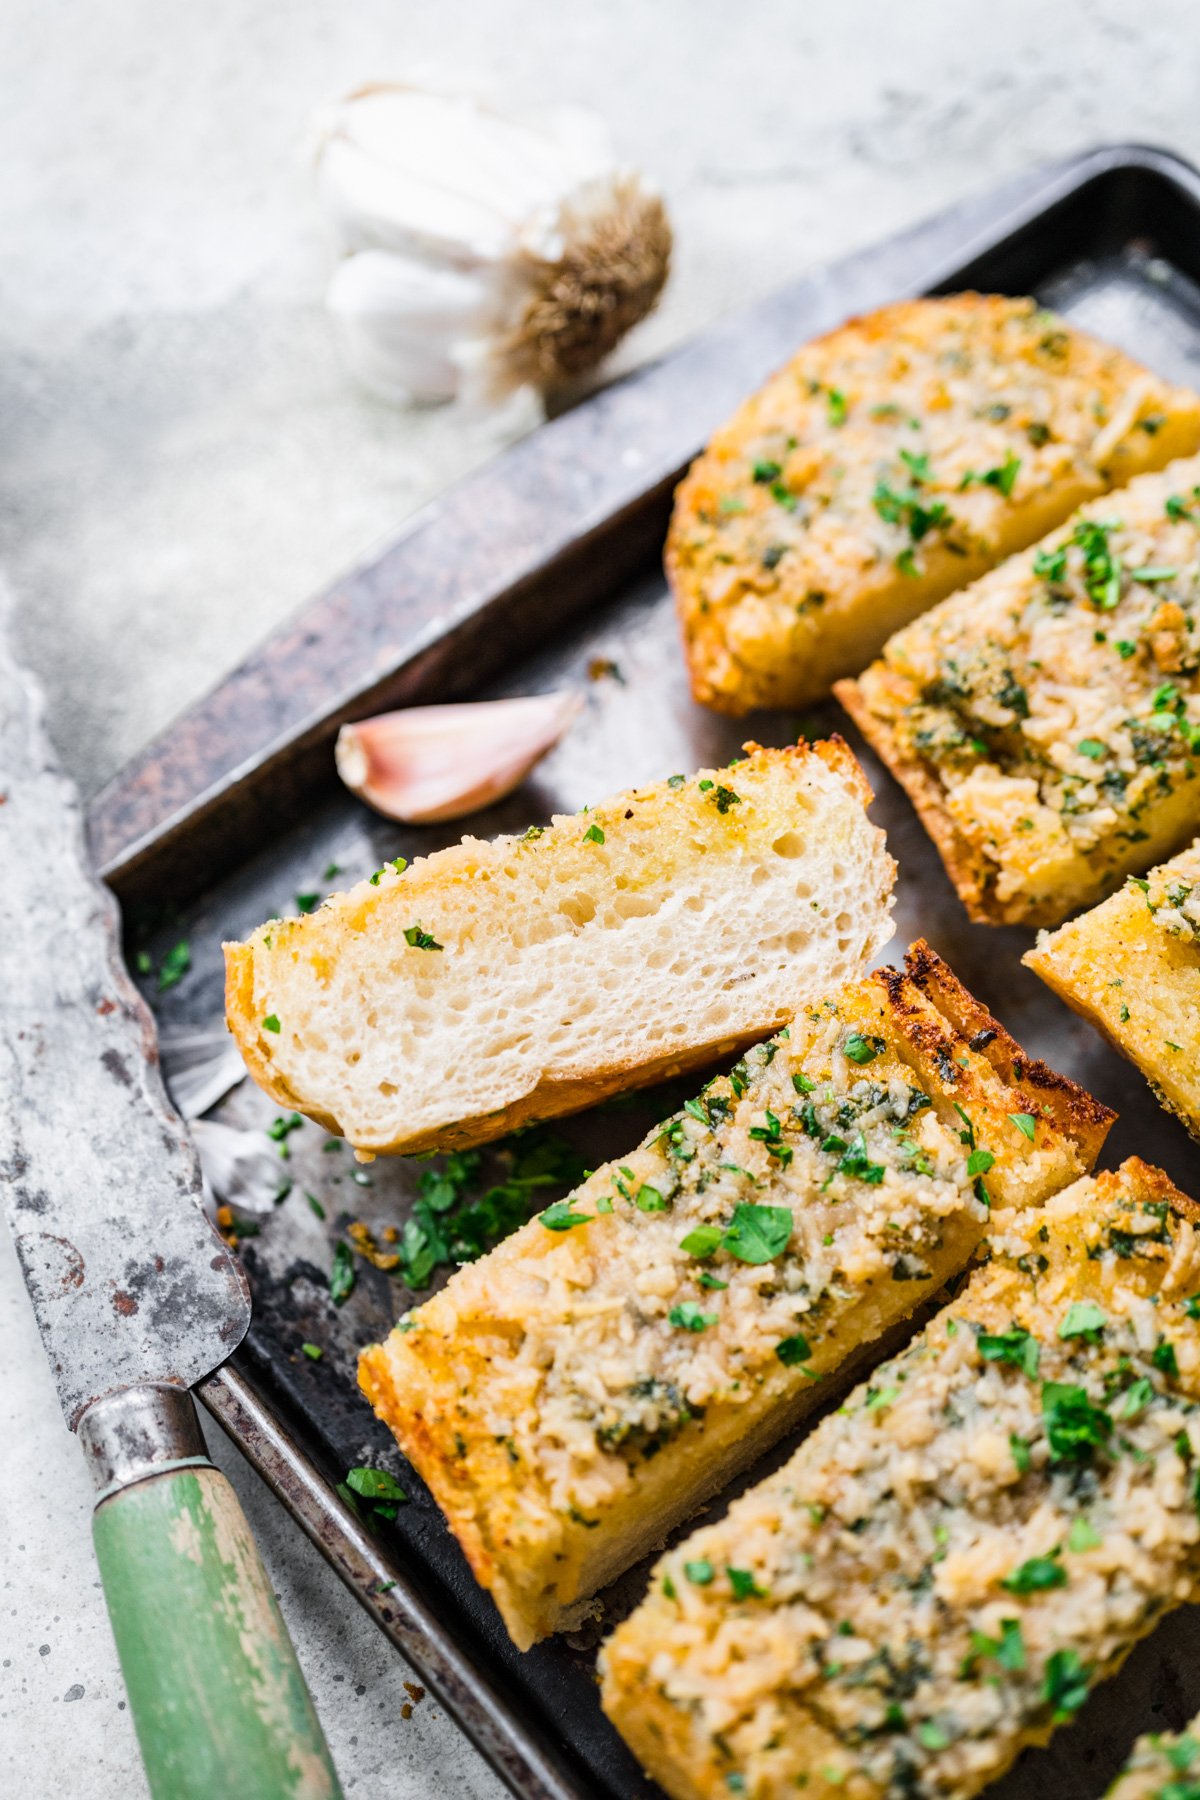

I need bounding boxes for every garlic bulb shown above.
[335,691,582,823]
[313,83,671,404]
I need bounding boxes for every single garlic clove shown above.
[335,691,583,823]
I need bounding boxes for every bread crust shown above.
[225,738,894,1156]
[669,294,1200,715]
[358,945,1111,1651]
[601,1157,1200,1800]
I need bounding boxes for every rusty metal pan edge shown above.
[197,1357,588,1800]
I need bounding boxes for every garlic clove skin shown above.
[326,252,492,403]
[335,691,583,823]
[313,82,671,405]
[159,1026,247,1121]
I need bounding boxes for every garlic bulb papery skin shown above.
[335,691,583,823]
[314,83,671,405]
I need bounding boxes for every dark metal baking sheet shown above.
[95,144,1200,1800]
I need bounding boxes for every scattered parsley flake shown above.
[262,1014,281,1033]
[403,923,443,951]
[539,1201,591,1231]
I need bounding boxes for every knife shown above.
[0,607,343,1800]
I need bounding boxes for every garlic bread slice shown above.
[359,944,1111,1650]
[839,456,1200,925]
[670,294,1200,715]
[1025,837,1200,1139]
[602,1159,1200,1800]
[225,740,894,1156]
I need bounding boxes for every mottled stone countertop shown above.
[2,1,1198,1793]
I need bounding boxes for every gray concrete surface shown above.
[3,2,1200,1795]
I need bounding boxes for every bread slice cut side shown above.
[601,1159,1200,1800]
[1025,837,1200,1139]
[669,293,1200,715]
[358,943,1112,1651]
[837,455,1200,926]
[225,739,895,1155]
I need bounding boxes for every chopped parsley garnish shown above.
[827,1131,886,1187]
[967,1617,1025,1674]
[977,1323,1039,1377]
[775,1333,813,1367]
[539,1201,591,1231]
[157,939,191,991]
[305,1192,326,1219]
[636,1183,669,1212]
[1041,1648,1091,1721]
[711,785,742,812]
[262,1014,281,1033]
[1067,1516,1102,1552]
[748,1109,793,1166]
[296,892,319,914]
[403,923,443,951]
[1077,738,1106,760]
[1008,1112,1037,1141]
[344,1466,407,1520]
[721,1202,793,1265]
[684,1558,714,1585]
[400,1133,588,1286]
[1154,1337,1180,1378]
[960,450,1021,497]
[752,459,782,483]
[301,1342,323,1360]
[1059,1300,1107,1342]
[329,1241,356,1306]
[727,1567,766,1601]
[1010,1433,1032,1474]
[680,1224,722,1259]
[1130,566,1178,583]
[1002,1551,1066,1593]
[827,388,848,428]
[873,476,950,543]
[583,823,606,844]
[1042,1380,1112,1462]
[792,1071,816,1094]
[842,1032,882,1065]
[669,1301,719,1332]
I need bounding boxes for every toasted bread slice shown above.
[669,294,1200,715]
[601,1159,1200,1800]
[1025,838,1200,1139]
[838,456,1200,926]
[1107,1709,1200,1799]
[224,740,894,1156]
[358,944,1111,1650]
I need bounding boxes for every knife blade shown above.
[0,597,342,1800]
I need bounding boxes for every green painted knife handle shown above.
[82,1385,343,1800]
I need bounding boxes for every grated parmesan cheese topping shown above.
[677,300,1174,627]
[863,463,1200,913]
[407,1004,993,1518]
[1107,1711,1200,1800]
[615,1168,1200,1800]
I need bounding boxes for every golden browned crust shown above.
[898,939,1115,1160]
[836,673,993,921]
